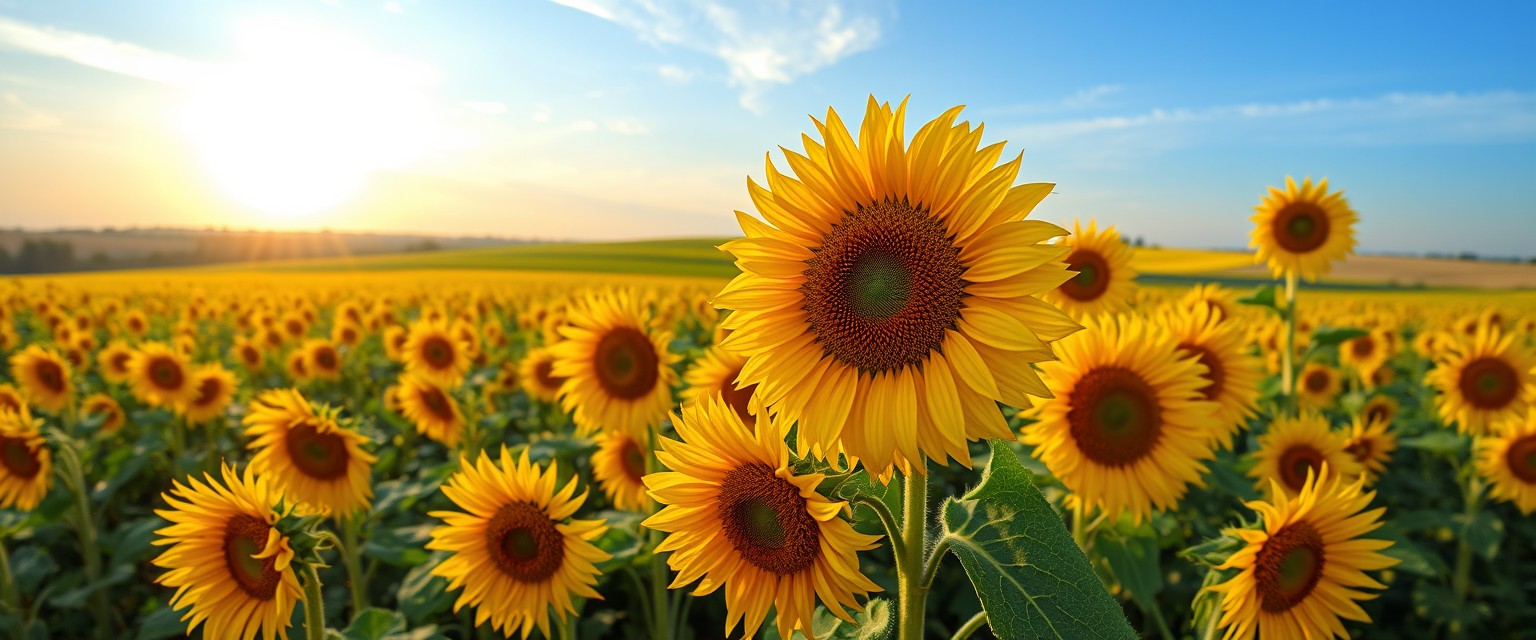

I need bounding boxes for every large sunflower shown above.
[1428,325,1534,435]
[178,364,237,425]
[518,347,566,405]
[681,346,758,426]
[1249,176,1358,281]
[1043,218,1137,320]
[643,395,882,640]
[402,320,471,387]
[1158,304,1262,449]
[152,462,303,640]
[1342,417,1396,485]
[1475,409,1536,514]
[1249,412,1361,499]
[1021,315,1218,523]
[245,389,375,517]
[715,97,1079,474]
[426,448,610,639]
[590,430,650,511]
[551,289,679,437]
[0,407,51,511]
[127,342,197,408]
[397,373,464,447]
[1209,464,1397,640]
[9,345,72,413]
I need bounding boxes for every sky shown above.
[0,0,1533,255]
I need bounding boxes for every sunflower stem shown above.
[300,562,327,640]
[1148,603,1176,640]
[850,494,905,560]
[897,468,929,640]
[645,428,671,640]
[1451,474,1484,615]
[0,538,25,640]
[339,514,367,616]
[1280,272,1298,416]
[920,535,951,591]
[949,611,987,640]
[58,442,110,640]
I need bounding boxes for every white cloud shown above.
[548,0,888,113]
[657,64,694,85]
[0,16,210,86]
[460,100,508,115]
[984,84,1123,117]
[606,117,650,134]
[0,92,61,131]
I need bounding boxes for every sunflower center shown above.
[419,385,456,421]
[149,357,183,390]
[1303,370,1330,393]
[1345,438,1374,463]
[1505,435,1536,484]
[110,352,132,374]
[534,359,564,391]
[593,327,660,400]
[1060,249,1111,302]
[620,437,647,483]
[718,364,758,425]
[1351,336,1375,358]
[1254,521,1326,612]
[485,501,564,583]
[1277,445,1324,494]
[315,347,338,370]
[241,345,260,365]
[194,377,223,407]
[1179,343,1225,401]
[717,463,819,575]
[801,198,966,374]
[422,336,454,369]
[1067,367,1162,467]
[1273,202,1330,253]
[1458,357,1519,410]
[1364,402,1393,425]
[0,436,42,479]
[35,360,66,393]
[283,422,350,480]
[223,514,281,600]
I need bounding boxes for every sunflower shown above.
[1043,218,1137,320]
[681,346,758,426]
[1209,464,1397,640]
[9,345,72,413]
[1342,417,1396,484]
[284,349,309,382]
[232,336,265,372]
[152,462,303,640]
[1249,176,1358,281]
[715,97,1080,474]
[97,340,135,384]
[397,373,464,447]
[518,347,566,404]
[178,364,238,425]
[590,431,650,511]
[1179,283,1240,323]
[122,309,149,337]
[1159,304,1262,449]
[331,321,362,347]
[382,325,408,362]
[1360,395,1398,428]
[643,394,882,640]
[127,342,196,408]
[0,407,51,511]
[1476,410,1536,514]
[551,289,679,437]
[81,393,125,431]
[0,384,24,414]
[1021,315,1218,523]
[1428,325,1535,435]
[1340,329,1391,381]
[426,448,609,639]
[1248,412,1361,499]
[488,360,521,396]
[1296,363,1342,411]
[301,339,343,382]
[245,389,375,517]
[402,320,471,387]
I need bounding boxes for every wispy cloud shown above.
[0,16,209,86]
[549,0,888,113]
[983,84,1123,116]
[656,64,694,85]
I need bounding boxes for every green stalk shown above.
[300,562,327,640]
[897,468,929,640]
[949,611,987,640]
[1148,605,1176,640]
[1280,272,1298,416]
[1452,475,1484,610]
[0,539,24,640]
[340,515,367,615]
[58,444,110,639]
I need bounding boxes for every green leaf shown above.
[133,606,186,640]
[343,608,407,640]
[1399,432,1468,456]
[1094,528,1162,610]
[761,597,893,640]
[396,558,456,625]
[939,440,1136,640]
[1456,510,1504,560]
[1310,327,1369,349]
[1179,533,1243,568]
[1237,285,1277,311]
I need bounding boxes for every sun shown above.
[180,18,439,219]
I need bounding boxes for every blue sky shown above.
[0,0,1532,255]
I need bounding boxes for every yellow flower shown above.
[402,320,471,387]
[1428,324,1534,435]
[1342,417,1396,484]
[232,335,265,372]
[1158,303,1263,449]
[1249,412,1361,499]
[1360,394,1398,428]
[590,431,650,511]
[397,373,464,447]
[1296,362,1342,411]
[1249,176,1358,280]
[302,339,343,381]
[127,342,196,408]
[9,345,73,413]
[519,347,566,405]
[551,289,679,437]
[643,395,881,640]
[178,364,237,425]
[681,346,758,426]
[0,406,51,511]
[1475,409,1536,514]
[427,448,609,639]
[97,340,135,384]
[715,97,1079,475]
[0,384,26,415]
[1043,218,1137,320]
[1340,329,1392,381]
[81,393,125,432]
[245,389,375,518]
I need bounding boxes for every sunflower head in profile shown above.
[1475,409,1536,514]
[681,346,758,427]
[1022,314,1218,523]
[643,394,882,640]
[231,336,265,372]
[487,360,521,396]
[97,340,136,384]
[426,448,610,639]
[9,345,72,413]
[1342,416,1396,485]
[284,349,310,382]
[402,320,471,387]
[551,289,679,437]
[81,393,125,432]
[518,347,567,405]
[1210,464,1397,640]
[1249,176,1358,281]
[1296,362,1342,411]
[715,97,1081,475]
[153,462,303,640]
[245,389,375,518]
[382,325,408,362]
[591,430,650,511]
[301,339,343,382]
[1179,283,1240,323]
[1428,324,1535,435]
[1158,303,1262,450]
[1043,218,1137,320]
[1249,412,1361,499]
[1360,394,1398,428]
[0,406,52,511]
[397,373,464,447]
[177,364,237,425]
[127,342,195,408]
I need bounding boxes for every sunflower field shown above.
[1,98,1535,640]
